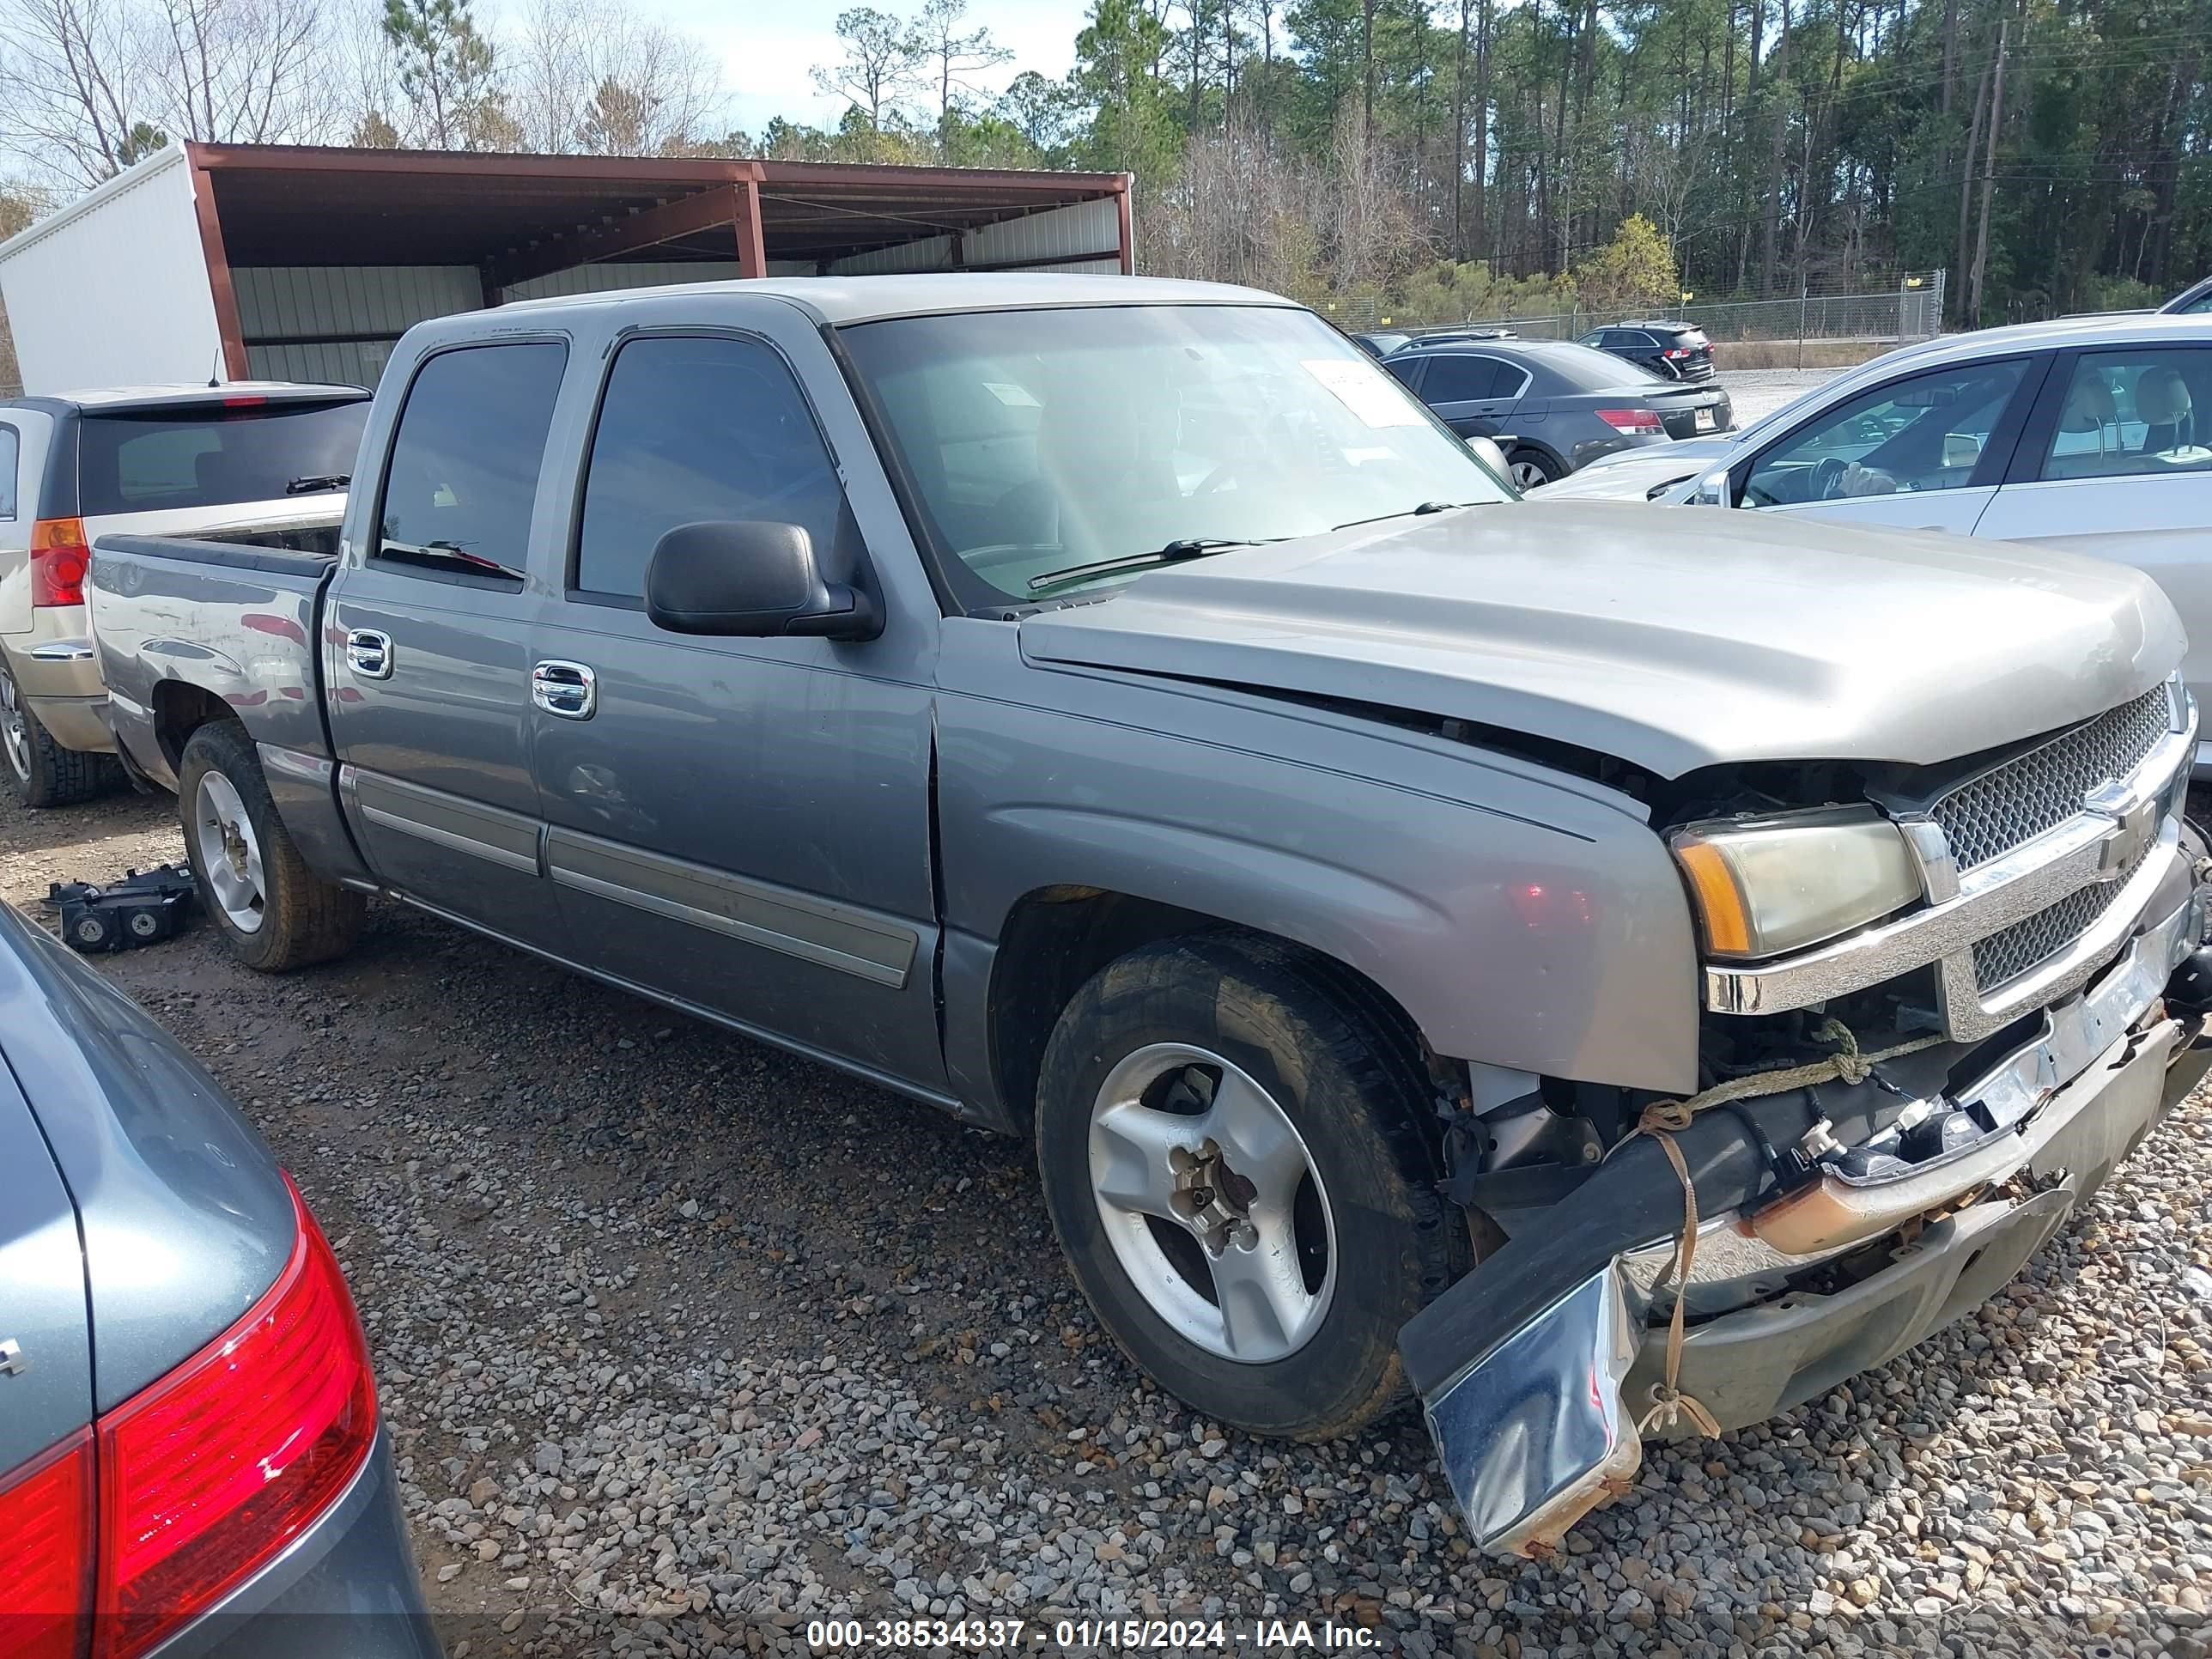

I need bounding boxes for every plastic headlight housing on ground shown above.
[1670,807,1922,960]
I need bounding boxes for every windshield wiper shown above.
[1026,538,1281,594]
[286,473,351,495]
[376,538,522,580]
[1332,500,1485,532]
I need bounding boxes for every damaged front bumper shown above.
[1404,884,2212,1559]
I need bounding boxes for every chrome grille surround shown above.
[1971,844,2149,992]
[1933,687,2172,871]
[1704,678,2197,1044]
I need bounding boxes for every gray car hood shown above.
[1018,501,2183,779]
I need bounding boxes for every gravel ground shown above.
[1714,368,1846,428]
[8,780,2212,1659]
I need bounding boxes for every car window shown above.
[1742,359,2030,507]
[1421,356,1505,403]
[0,424,16,520]
[77,401,368,518]
[378,343,566,581]
[1383,357,1424,391]
[575,335,847,600]
[2039,348,2212,481]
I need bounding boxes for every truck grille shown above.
[1933,688,2171,871]
[1971,849,2148,992]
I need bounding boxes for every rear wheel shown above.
[1035,933,1466,1441]
[1506,447,1562,490]
[1,656,118,808]
[178,720,364,971]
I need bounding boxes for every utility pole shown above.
[1968,19,2007,326]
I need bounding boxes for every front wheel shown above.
[1506,447,1563,490]
[178,720,365,971]
[1035,934,1467,1441]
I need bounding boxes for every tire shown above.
[177,720,365,971]
[1506,447,1563,490]
[1035,933,1468,1441]
[1,657,118,808]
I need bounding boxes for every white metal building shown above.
[0,143,1134,395]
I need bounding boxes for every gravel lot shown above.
[8,776,2212,1659]
[1714,368,1845,428]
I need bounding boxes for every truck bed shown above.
[88,526,340,793]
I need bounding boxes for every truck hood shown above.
[1018,501,2183,779]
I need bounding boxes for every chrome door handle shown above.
[532,659,597,720]
[345,629,392,679]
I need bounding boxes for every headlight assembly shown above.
[1670,808,1923,960]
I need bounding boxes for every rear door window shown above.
[377,343,567,582]
[2037,347,2212,480]
[574,335,846,600]
[78,401,368,517]
[1420,356,1506,404]
[0,425,16,520]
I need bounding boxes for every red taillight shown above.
[31,519,89,608]
[1662,347,1692,359]
[92,1176,376,1659]
[0,1431,94,1659]
[222,395,267,408]
[1596,408,1665,435]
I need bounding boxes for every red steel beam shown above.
[184,143,251,380]
[489,185,750,291]
[735,179,766,279]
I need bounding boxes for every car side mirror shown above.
[1465,434,1511,480]
[644,520,882,641]
[1692,465,1744,507]
[1942,431,1984,469]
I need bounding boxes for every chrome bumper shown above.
[1425,884,2208,1559]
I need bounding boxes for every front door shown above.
[1733,356,2042,538]
[526,304,945,1094]
[325,339,570,950]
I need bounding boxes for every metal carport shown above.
[0,143,1133,393]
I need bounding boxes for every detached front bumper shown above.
[1405,883,2212,1559]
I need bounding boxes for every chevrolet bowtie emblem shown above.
[2098,795,2158,877]
[0,1339,24,1377]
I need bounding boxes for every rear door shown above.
[0,409,57,640]
[525,296,947,1093]
[1975,342,2212,717]
[1732,355,2044,538]
[1413,354,1527,437]
[325,338,571,950]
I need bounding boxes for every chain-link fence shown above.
[1352,272,1948,356]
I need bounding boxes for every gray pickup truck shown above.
[86,274,2212,1557]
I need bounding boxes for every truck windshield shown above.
[79,399,369,518]
[838,303,1512,605]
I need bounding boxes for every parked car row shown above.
[49,270,2212,1568]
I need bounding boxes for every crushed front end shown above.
[1402,677,2212,1559]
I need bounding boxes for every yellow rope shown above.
[1626,1018,1948,1437]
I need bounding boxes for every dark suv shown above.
[1578,320,1715,380]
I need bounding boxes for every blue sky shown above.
[644,0,1093,134]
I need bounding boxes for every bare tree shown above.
[509,0,723,155]
[0,0,148,185]
[810,7,920,129]
[909,0,1010,144]
[144,0,331,147]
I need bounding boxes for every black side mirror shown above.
[644,521,882,641]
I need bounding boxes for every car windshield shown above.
[838,303,1510,605]
[78,399,368,517]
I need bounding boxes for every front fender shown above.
[936,625,1702,1097]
